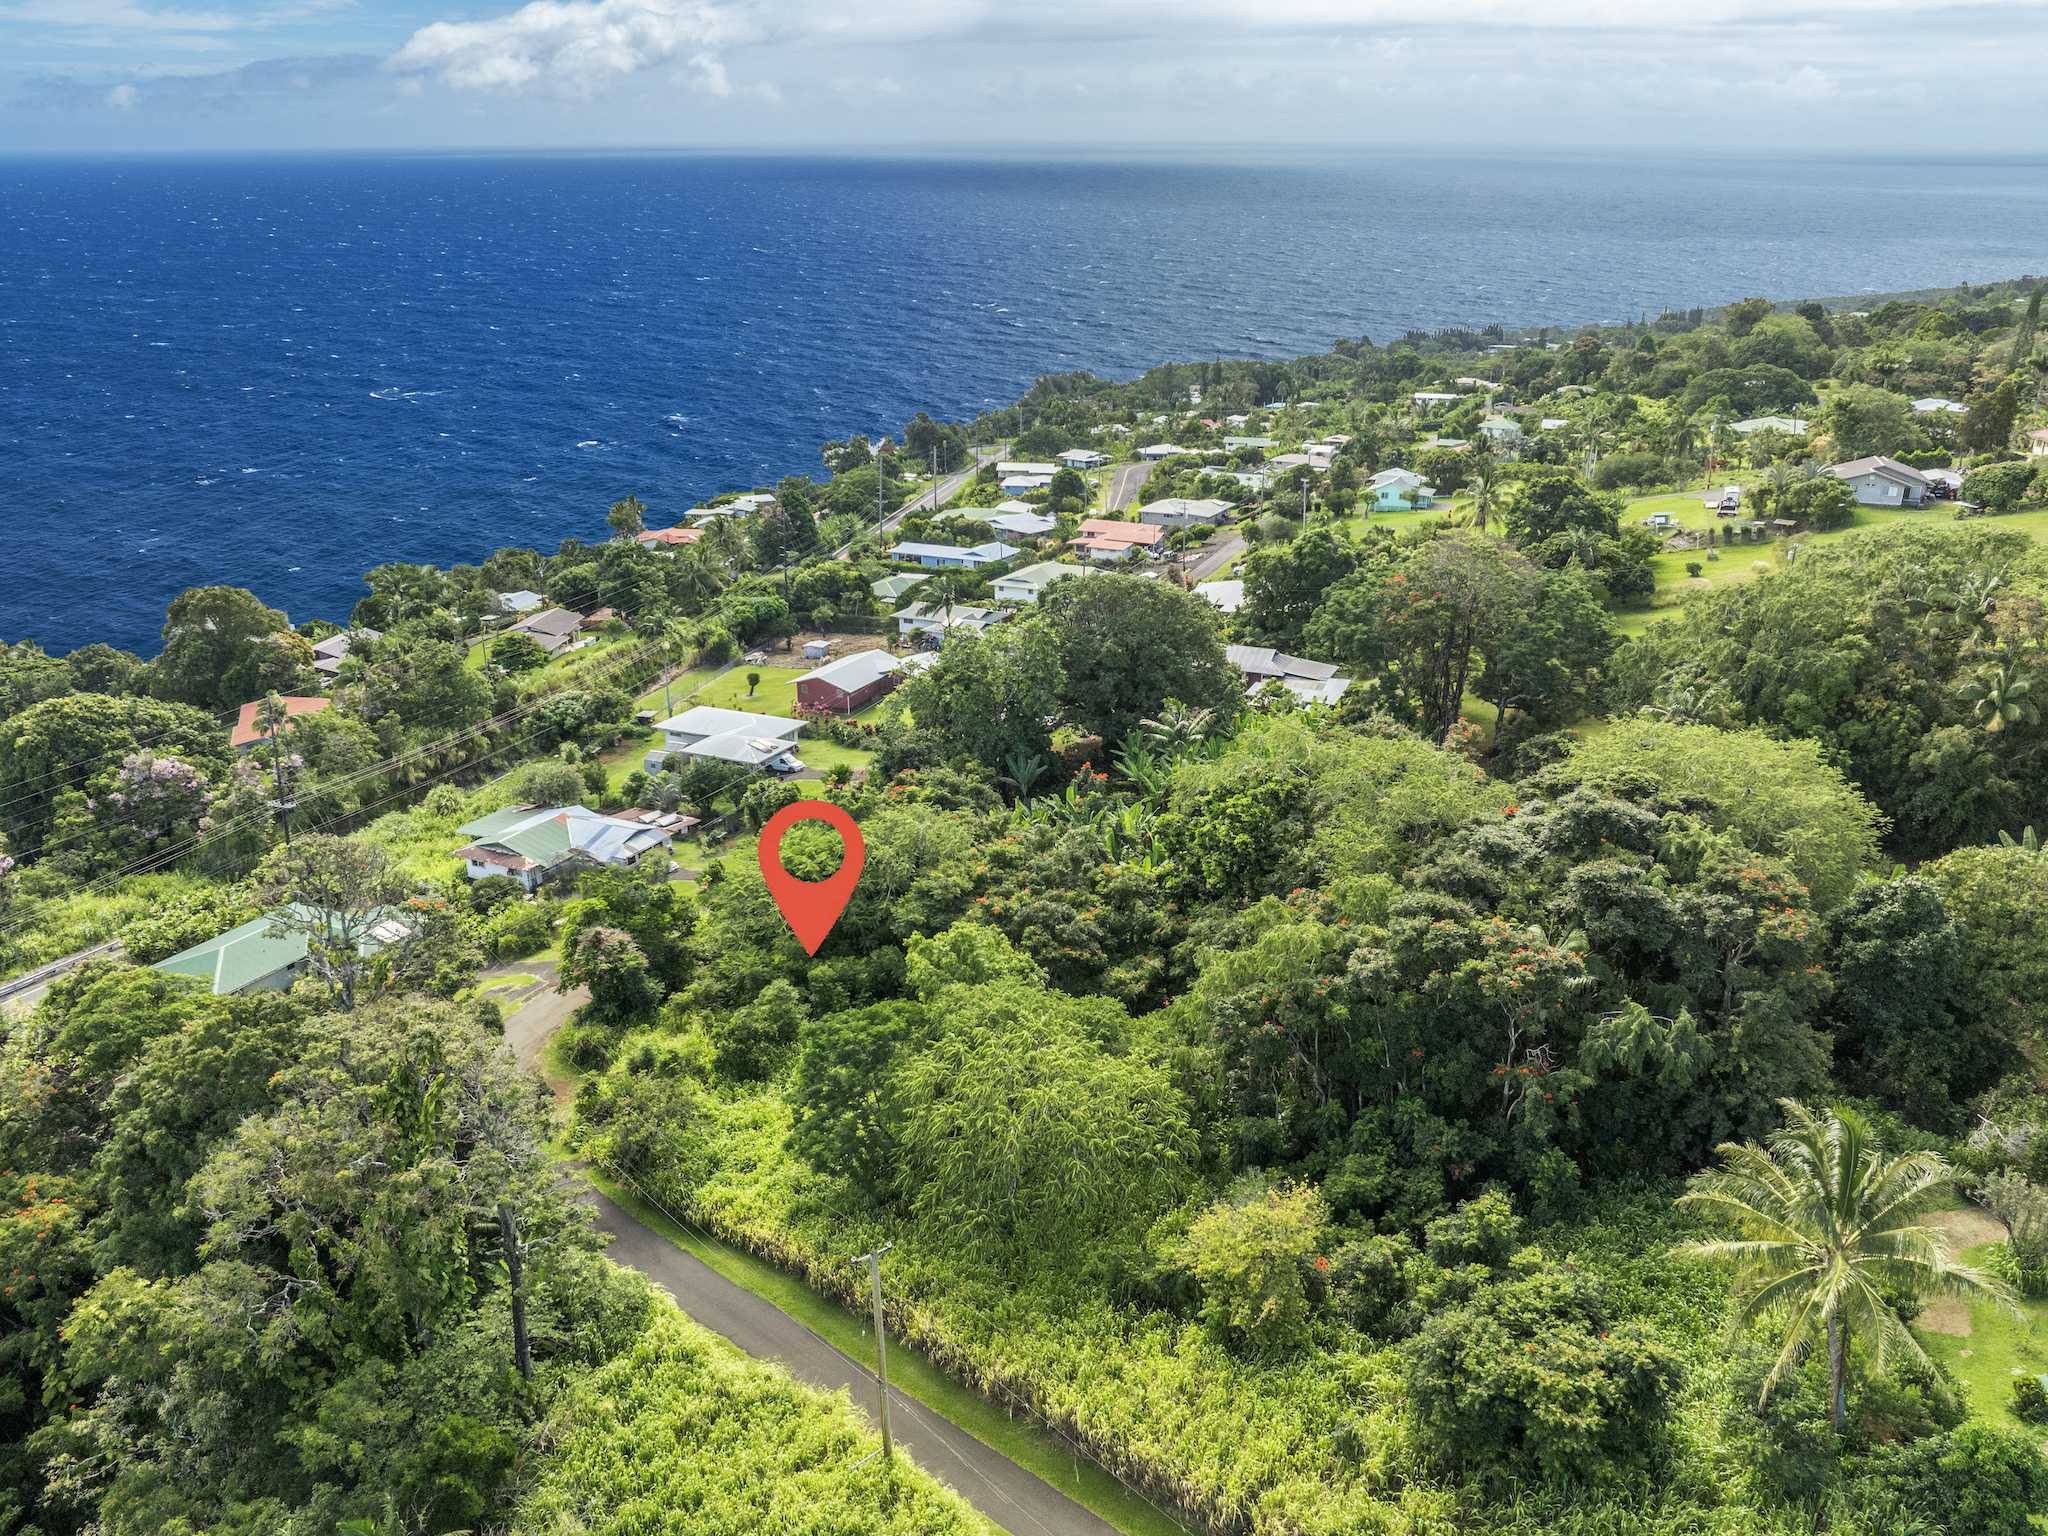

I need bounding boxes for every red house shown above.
[795,650,903,715]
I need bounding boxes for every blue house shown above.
[1367,469,1436,512]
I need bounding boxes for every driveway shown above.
[584,1182,1120,1536]
[485,959,586,1070]
[1184,529,1245,585]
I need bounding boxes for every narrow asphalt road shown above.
[1184,530,1245,585]
[832,449,1001,560]
[584,1186,1120,1536]
[1104,461,1153,511]
[502,977,1121,1535]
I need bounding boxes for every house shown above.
[497,589,544,615]
[1224,414,1252,428]
[996,460,1058,478]
[990,561,1100,605]
[311,628,379,679]
[1226,645,1352,706]
[454,804,680,892]
[647,706,804,772]
[1454,377,1500,391]
[1223,436,1278,451]
[871,573,930,602]
[887,540,1020,569]
[1411,390,1464,409]
[1539,417,1571,431]
[987,510,1058,539]
[2030,428,2048,457]
[1911,398,1968,416]
[1267,453,1325,474]
[511,607,585,656]
[636,526,703,551]
[1139,497,1234,529]
[1225,469,1274,492]
[1194,579,1245,614]
[1366,468,1436,512]
[1478,416,1524,446]
[1824,456,1931,508]
[892,601,1010,641]
[796,649,903,714]
[1058,448,1110,469]
[1731,416,1811,436]
[993,498,1039,514]
[999,474,1054,494]
[1071,518,1168,561]
[797,647,900,711]
[1136,443,1188,461]
[229,695,330,753]
[153,903,414,995]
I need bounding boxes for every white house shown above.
[2030,428,2048,457]
[647,707,804,773]
[1824,456,1932,508]
[990,561,1100,605]
[1138,497,1234,529]
[996,460,1058,477]
[1058,448,1110,469]
[886,540,1021,569]
[1411,390,1465,409]
[497,589,544,615]
[1223,436,1278,450]
[1731,416,1811,436]
[455,804,681,891]
[1194,579,1245,614]
[1478,416,1524,445]
[1911,398,1968,416]
[1136,443,1188,461]
[999,474,1054,494]
[892,601,1010,641]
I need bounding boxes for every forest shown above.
[5,273,2048,1534]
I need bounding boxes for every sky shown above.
[3,0,2046,156]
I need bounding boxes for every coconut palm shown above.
[1960,660,2039,734]
[1138,700,1217,753]
[1463,470,1498,535]
[1676,1099,2015,1433]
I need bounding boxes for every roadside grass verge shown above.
[581,1167,1190,1536]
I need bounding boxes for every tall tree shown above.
[1677,1099,2014,1433]
[151,586,302,710]
[252,834,413,1009]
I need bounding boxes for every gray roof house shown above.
[1824,456,1931,508]
[511,607,585,655]
[1227,644,1353,707]
[312,628,381,678]
[646,706,804,773]
[1139,497,1235,529]
[497,590,544,615]
[990,561,1100,606]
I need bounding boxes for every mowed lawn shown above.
[1913,1212,2045,1431]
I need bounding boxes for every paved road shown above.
[585,1183,1119,1536]
[832,450,1000,560]
[1104,461,1154,511]
[0,939,123,1016]
[1184,530,1245,586]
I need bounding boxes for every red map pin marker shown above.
[757,800,866,956]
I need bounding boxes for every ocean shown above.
[4,150,2046,657]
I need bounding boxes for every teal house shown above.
[153,904,414,996]
[1368,468,1436,512]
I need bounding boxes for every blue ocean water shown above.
[4,151,2046,657]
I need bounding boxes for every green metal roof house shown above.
[152,904,414,996]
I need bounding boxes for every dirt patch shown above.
[1929,1205,2006,1255]
[1918,1297,1973,1337]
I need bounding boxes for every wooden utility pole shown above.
[855,1242,895,1464]
[259,693,297,850]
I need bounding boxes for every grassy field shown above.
[1914,1214,2045,1431]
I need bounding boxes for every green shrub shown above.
[1179,1179,1330,1355]
[1852,1424,2048,1536]
[117,881,256,964]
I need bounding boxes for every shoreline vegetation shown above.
[8,269,2048,1536]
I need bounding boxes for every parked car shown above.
[1717,488,1742,511]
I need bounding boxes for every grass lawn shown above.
[582,1168,1186,1536]
[692,664,808,717]
[1914,1228,2044,1431]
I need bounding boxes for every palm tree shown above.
[1139,700,1217,753]
[1463,470,1498,535]
[1676,1099,2015,1434]
[1960,660,2039,734]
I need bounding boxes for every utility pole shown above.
[930,446,940,513]
[259,693,298,851]
[855,1242,895,1465]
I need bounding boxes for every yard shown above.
[1913,1208,2044,1431]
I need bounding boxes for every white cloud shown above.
[0,0,240,29]
[388,0,752,93]
[105,81,138,107]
